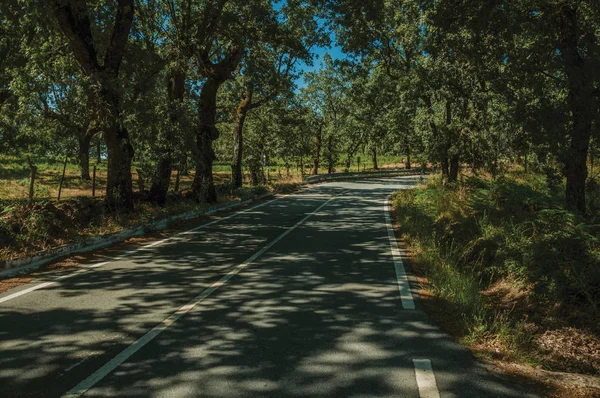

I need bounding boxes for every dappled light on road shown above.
[0,178,533,397]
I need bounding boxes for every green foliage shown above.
[394,172,600,335]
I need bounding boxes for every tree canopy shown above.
[1,0,599,214]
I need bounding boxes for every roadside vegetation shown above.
[2,0,600,390]
[0,151,402,261]
[393,170,600,378]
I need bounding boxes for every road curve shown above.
[0,177,534,397]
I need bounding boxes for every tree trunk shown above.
[104,116,134,211]
[57,155,68,201]
[136,168,145,192]
[560,5,593,213]
[371,147,378,170]
[52,0,135,212]
[78,133,92,180]
[313,127,322,175]
[92,165,97,197]
[441,154,450,182]
[149,157,172,204]
[191,47,242,202]
[149,70,185,205]
[449,153,460,183]
[231,91,251,188]
[404,137,411,169]
[192,77,221,203]
[327,136,334,174]
[250,166,261,186]
[26,156,37,201]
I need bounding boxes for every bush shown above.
[393,171,600,336]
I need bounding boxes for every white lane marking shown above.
[0,189,314,305]
[384,195,416,310]
[0,282,56,305]
[62,193,341,398]
[413,359,440,398]
[86,262,109,269]
[64,358,88,373]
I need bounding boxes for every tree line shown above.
[1,0,599,214]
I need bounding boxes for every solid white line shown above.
[413,359,440,398]
[384,195,416,310]
[62,193,340,398]
[0,194,290,305]
[0,281,56,305]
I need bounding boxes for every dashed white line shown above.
[62,193,341,398]
[413,359,441,398]
[384,195,416,309]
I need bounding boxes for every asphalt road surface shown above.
[0,177,534,397]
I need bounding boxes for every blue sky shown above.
[272,0,346,88]
[295,41,345,88]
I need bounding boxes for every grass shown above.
[393,170,600,375]
[0,154,411,200]
[0,151,374,261]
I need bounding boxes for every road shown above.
[0,177,533,397]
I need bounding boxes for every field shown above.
[0,154,407,261]
[0,154,406,200]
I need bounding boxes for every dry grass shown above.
[405,245,600,397]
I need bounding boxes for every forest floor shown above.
[392,171,600,397]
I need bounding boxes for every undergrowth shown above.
[394,172,600,373]
[0,186,258,261]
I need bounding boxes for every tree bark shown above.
[149,70,185,205]
[403,135,411,169]
[191,46,243,202]
[78,133,92,180]
[191,77,221,202]
[231,90,252,188]
[449,153,460,183]
[57,155,68,201]
[105,121,134,210]
[312,126,322,175]
[52,0,135,212]
[371,147,378,170]
[560,5,593,213]
[149,157,172,203]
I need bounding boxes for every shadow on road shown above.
[0,183,536,397]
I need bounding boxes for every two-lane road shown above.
[0,177,533,397]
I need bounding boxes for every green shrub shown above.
[393,171,600,339]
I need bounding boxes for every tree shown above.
[51,0,136,210]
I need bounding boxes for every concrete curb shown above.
[0,192,274,278]
[0,171,423,278]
